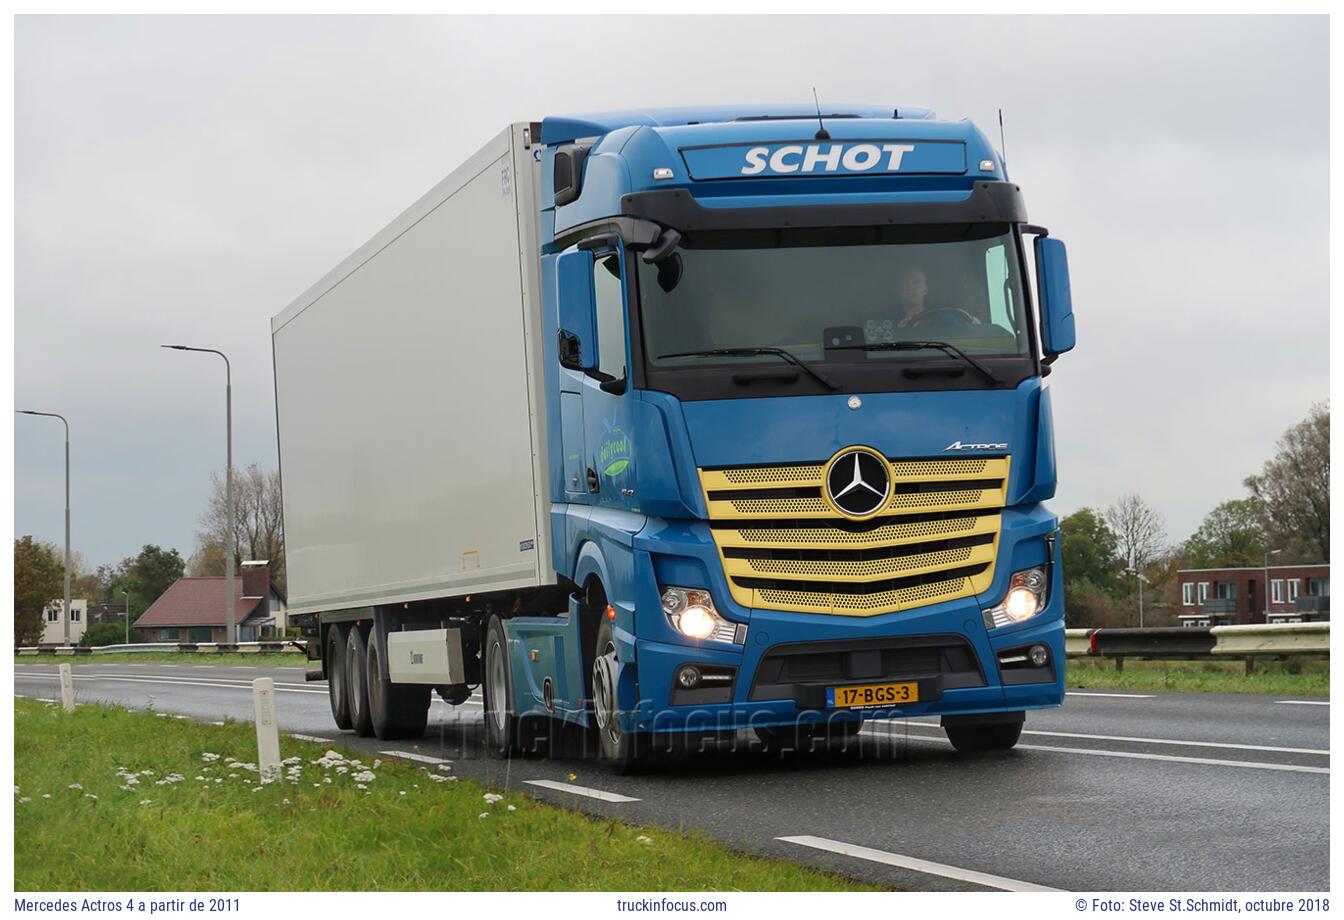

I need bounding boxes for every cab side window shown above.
[593,253,627,380]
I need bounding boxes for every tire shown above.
[590,616,651,774]
[482,615,525,757]
[755,720,863,751]
[944,719,1023,753]
[366,631,430,740]
[346,625,374,737]
[326,625,353,731]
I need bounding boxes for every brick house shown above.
[133,561,287,643]
[1176,564,1329,626]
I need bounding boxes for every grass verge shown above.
[15,652,305,667]
[13,699,876,892]
[1065,658,1328,696]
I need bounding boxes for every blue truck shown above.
[272,103,1076,771]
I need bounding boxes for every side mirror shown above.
[556,250,598,371]
[1033,236,1076,359]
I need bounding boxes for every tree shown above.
[1183,498,1266,569]
[1059,508,1122,597]
[1245,402,1329,562]
[14,536,63,645]
[1104,493,1168,573]
[125,545,186,612]
[194,463,286,593]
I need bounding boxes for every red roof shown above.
[134,577,272,628]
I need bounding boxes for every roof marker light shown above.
[652,168,674,180]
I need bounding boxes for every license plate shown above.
[827,681,919,709]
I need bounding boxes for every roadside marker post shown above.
[58,664,75,712]
[252,677,281,782]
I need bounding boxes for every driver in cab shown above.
[864,265,979,344]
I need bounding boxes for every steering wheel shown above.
[912,308,979,327]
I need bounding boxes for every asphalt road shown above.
[14,661,1329,892]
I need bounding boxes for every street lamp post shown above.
[123,589,131,646]
[162,345,235,646]
[1263,548,1283,623]
[17,410,71,645]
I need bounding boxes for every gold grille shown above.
[699,454,1009,617]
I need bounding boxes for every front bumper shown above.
[624,505,1065,735]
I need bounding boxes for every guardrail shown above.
[16,641,305,656]
[1065,622,1329,672]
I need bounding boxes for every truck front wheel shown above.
[590,617,651,774]
[326,625,353,731]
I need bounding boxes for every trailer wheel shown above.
[366,631,429,740]
[346,625,375,737]
[944,717,1024,753]
[326,625,353,731]
[591,617,652,774]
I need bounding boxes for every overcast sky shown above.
[14,15,1328,570]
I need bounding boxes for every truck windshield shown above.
[637,223,1031,391]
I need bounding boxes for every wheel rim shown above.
[591,639,621,746]
[329,634,344,708]
[368,643,382,717]
[347,641,361,719]
[486,638,508,736]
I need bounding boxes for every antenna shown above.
[998,108,1009,174]
[812,88,831,141]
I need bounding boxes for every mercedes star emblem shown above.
[824,447,891,518]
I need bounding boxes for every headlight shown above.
[982,567,1048,629]
[660,586,744,644]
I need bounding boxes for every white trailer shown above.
[273,124,569,740]
[272,124,553,618]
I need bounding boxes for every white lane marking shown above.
[777,835,1058,892]
[524,779,640,803]
[1066,691,1155,699]
[867,719,1330,756]
[1277,700,1329,706]
[19,673,327,695]
[20,671,315,688]
[859,731,1329,773]
[291,733,330,743]
[379,750,452,765]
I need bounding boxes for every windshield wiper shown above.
[830,340,1000,387]
[657,347,839,391]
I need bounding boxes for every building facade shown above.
[133,562,287,643]
[1176,564,1330,626]
[40,598,88,645]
